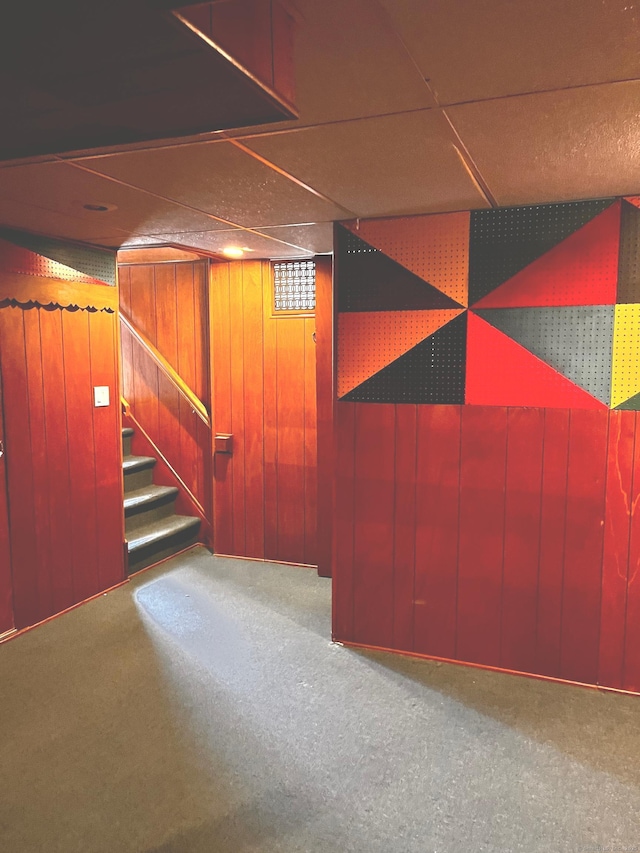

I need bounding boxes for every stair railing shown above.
[120,312,210,428]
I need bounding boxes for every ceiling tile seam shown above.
[369,0,498,208]
[225,138,356,216]
[55,157,315,254]
[442,75,640,110]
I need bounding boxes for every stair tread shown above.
[122,455,156,473]
[124,484,179,514]
[127,514,201,553]
[122,427,134,437]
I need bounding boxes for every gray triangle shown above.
[475,306,614,404]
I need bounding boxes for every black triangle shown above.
[615,390,640,411]
[343,313,467,404]
[617,201,640,304]
[469,198,615,306]
[336,224,462,312]
[0,228,116,285]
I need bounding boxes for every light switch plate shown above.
[94,386,110,407]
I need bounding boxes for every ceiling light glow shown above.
[222,246,245,258]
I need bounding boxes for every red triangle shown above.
[466,312,607,409]
[473,202,620,308]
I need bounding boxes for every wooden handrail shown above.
[120,312,210,428]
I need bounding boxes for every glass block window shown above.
[273,260,316,313]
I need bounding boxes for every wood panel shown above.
[210,258,319,566]
[413,405,461,659]
[333,402,640,692]
[120,321,211,523]
[457,406,508,666]
[121,261,209,405]
[0,303,124,630]
[315,257,333,577]
[0,354,14,634]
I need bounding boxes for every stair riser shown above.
[123,467,154,492]
[122,435,132,457]
[128,530,201,575]
[125,500,177,534]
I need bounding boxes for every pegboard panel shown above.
[475,306,614,405]
[617,201,640,304]
[336,224,459,312]
[0,229,116,285]
[469,198,615,306]
[344,211,469,307]
[466,312,607,409]
[0,237,105,285]
[343,312,466,404]
[611,305,640,408]
[473,202,620,309]
[272,260,316,313]
[337,309,463,398]
[624,197,640,209]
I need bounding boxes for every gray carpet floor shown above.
[1,546,639,853]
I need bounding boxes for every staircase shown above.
[122,427,201,574]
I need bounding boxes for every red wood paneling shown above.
[535,408,570,677]
[599,410,635,689]
[392,404,417,652]
[0,302,124,630]
[500,407,544,674]
[120,322,211,522]
[457,406,508,665]
[560,409,608,684]
[315,257,333,577]
[211,259,318,566]
[623,415,640,692]
[0,347,14,633]
[413,405,461,659]
[333,402,356,641]
[121,261,209,403]
[211,263,234,555]
[352,403,395,648]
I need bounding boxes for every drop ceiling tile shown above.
[255,222,333,254]
[0,161,228,242]
[245,111,490,217]
[378,0,640,104]
[129,228,311,259]
[448,81,640,206]
[81,140,348,227]
[221,0,435,136]
[0,194,128,246]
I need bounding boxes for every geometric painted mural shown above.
[336,198,640,409]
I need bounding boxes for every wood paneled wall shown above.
[119,261,211,523]
[211,260,317,565]
[334,402,640,692]
[119,262,209,404]
[0,370,13,634]
[120,322,212,522]
[0,304,124,630]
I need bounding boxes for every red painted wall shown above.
[333,401,640,692]
[210,259,317,565]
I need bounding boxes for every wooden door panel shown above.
[0,358,14,634]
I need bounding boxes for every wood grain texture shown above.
[0,301,124,630]
[598,410,634,689]
[623,414,640,692]
[413,405,461,660]
[392,404,417,652]
[122,261,209,404]
[0,343,14,633]
[560,409,608,685]
[457,406,508,666]
[333,402,356,641]
[315,256,333,577]
[352,403,395,648]
[211,259,318,566]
